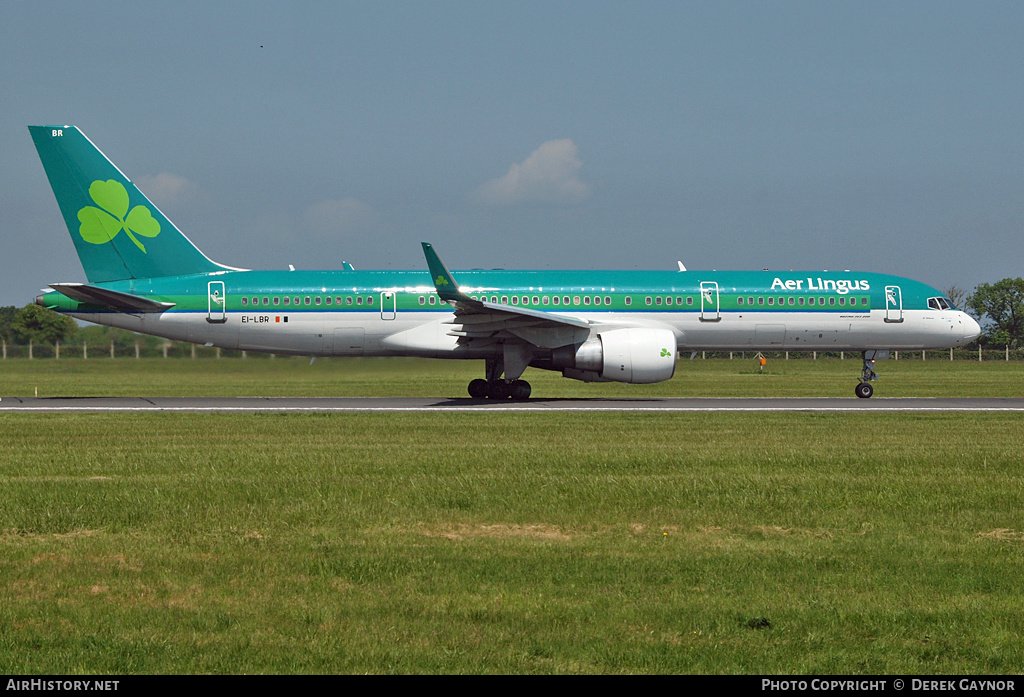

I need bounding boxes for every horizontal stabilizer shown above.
[49,283,175,313]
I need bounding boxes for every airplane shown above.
[28,125,981,399]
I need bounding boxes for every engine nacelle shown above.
[553,328,677,384]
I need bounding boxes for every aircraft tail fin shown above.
[29,125,227,282]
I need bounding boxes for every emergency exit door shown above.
[207,281,226,323]
[700,281,720,322]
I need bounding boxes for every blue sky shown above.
[2,1,1021,306]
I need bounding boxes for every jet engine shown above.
[552,328,677,384]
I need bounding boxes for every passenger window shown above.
[241,297,248,306]
[501,296,508,304]
[274,297,280,306]
[625,297,632,306]
[645,297,652,306]
[676,297,682,305]
[748,297,754,305]
[357,297,362,305]
[367,296,373,305]
[336,297,343,305]
[543,296,549,305]
[429,296,436,305]
[533,296,540,305]
[738,297,744,306]
[768,297,774,306]
[758,297,765,305]
[304,296,311,305]
[687,297,693,306]
[829,297,836,306]
[564,296,571,305]
[573,297,581,306]
[655,297,662,306]
[798,297,804,306]
[315,297,321,305]
[584,296,591,305]
[512,296,519,305]
[419,296,425,305]
[788,297,794,306]
[345,297,352,306]
[552,296,559,305]
[605,297,612,305]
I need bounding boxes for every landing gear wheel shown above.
[510,379,532,401]
[468,378,488,399]
[855,382,874,399]
[488,380,512,400]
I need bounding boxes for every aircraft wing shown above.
[49,283,175,313]
[422,243,591,348]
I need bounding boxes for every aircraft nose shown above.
[962,313,981,342]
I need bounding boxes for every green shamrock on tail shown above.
[660,348,672,357]
[435,275,449,286]
[77,180,160,253]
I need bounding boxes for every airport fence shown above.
[2,341,1022,362]
[668,347,1024,362]
[0,340,275,360]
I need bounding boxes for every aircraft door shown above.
[884,285,903,323]
[207,281,226,323]
[700,282,720,322]
[380,291,396,320]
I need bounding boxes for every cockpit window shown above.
[928,297,952,311]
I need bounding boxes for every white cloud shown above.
[304,198,380,238]
[474,139,590,205]
[135,173,199,206]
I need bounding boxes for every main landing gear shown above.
[468,378,532,400]
[856,353,880,399]
[468,355,532,400]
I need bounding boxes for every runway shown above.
[1,396,1023,412]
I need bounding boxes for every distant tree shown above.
[943,284,967,311]
[10,304,78,345]
[0,305,17,342]
[968,278,1024,348]
[78,323,160,350]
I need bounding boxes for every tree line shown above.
[2,277,1023,348]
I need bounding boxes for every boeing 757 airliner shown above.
[29,126,980,399]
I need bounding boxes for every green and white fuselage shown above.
[29,125,980,397]
[39,268,976,356]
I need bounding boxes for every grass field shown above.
[1,359,1023,674]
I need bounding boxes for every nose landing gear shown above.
[856,352,881,398]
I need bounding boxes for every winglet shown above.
[421,242,466,303]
